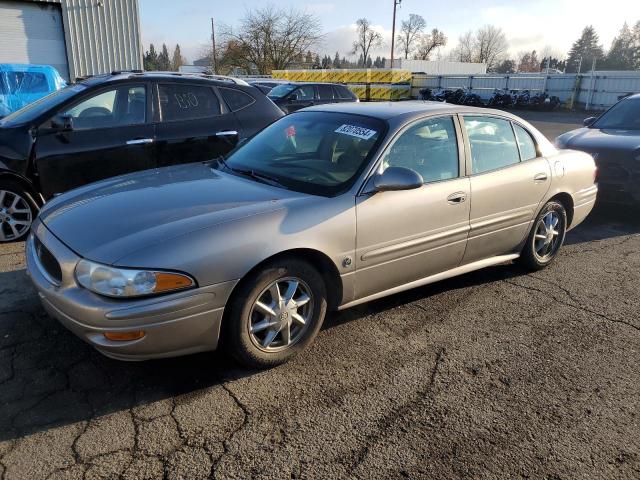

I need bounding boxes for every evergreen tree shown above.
[365,56,373,68]
[495,59,516,74]
[157,43,171,71]
[603,23,637,70]
[171,44,185,71]
[565,26,604,73]
[380,57,387,68]
[333,51,341,68]
[305,51,313,64]
[143,44,158,71]
[357,53,364,67]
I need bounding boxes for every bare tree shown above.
[452,30,474,62]
[220,6,322,74]
[474,25,508,70]
[414,28,447,60]
[450,25,508,70]
[396,14,426,59]
[352,18,382,67]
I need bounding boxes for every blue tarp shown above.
[0,64,66,117]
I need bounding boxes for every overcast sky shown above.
[138,0,638,63]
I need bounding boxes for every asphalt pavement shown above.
[0,111,638,480]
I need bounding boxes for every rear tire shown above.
[223,258,328,368]
[0,180,37,243]
[519,201,567,271]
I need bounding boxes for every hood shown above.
[40,162,305,264]
[558,127,640,153]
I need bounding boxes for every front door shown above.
[461,115,551,263]
[154,82,241,167]
[355,115,471,300]
[34,83,154,198]
[286,85,316,112]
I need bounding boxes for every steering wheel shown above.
[78,107,111,118]
[282,164,337,182]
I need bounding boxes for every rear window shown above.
[220,87,255,111]
[158,84,221,121]
[335,85,355,100]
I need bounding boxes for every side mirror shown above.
[289,93,299,102]
[372,167,423,192]
[583,116,597,127]
[51,114,73,131]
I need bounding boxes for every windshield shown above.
[220,111,386,196]
[267,84,297,99]
[0,84,86,126]
[593,97,640,130]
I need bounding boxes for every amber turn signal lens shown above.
[155,272,193,292]
[103,331,145,341]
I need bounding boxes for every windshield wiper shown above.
[213,156,288,189]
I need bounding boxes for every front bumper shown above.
[26,220,237,360]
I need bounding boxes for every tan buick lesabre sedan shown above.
[27,102,597,368]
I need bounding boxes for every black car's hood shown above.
[559,127,640,152]
[39,163,305,264]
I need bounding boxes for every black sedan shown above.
[0,71,284,242]
[556,93,640,204]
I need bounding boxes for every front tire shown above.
[224,259,328,368]
[0,180,37,243]
[519,201,567,271]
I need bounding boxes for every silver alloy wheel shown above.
[0,190,32,242]
[248,277,314,352]
[533,211,561,261]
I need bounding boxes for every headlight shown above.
[75,260,195,298]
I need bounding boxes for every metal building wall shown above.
[25,0,143,81]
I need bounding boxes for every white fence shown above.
[411,71,640,110]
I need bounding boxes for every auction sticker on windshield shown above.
[335,124,377,140]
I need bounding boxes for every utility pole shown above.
[211,18,217,74]
[390,0,401,68]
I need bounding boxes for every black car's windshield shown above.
[0,84,86,126]
[267,84,297,99]
[593,97,640,130]
[220,111,386,196]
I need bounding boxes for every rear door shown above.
[34,83,154,198]
[154,82,241,167]
[316,84,335,105]
[460,115,551,263]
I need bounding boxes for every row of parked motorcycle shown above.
[419,88,562,111]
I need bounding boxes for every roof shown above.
[76,71,250,87]
[303,100,476,120]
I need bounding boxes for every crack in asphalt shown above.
[346,347,446,476]
[210,383,251,479]
[506,277,640,334]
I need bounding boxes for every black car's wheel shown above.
[519,201,567,271]
[0,180,37,243]
[224,258,328,368]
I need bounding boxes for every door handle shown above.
[215,130,238,137]
[126,138,154,145]
[534,172,548,182]
[447,192,467,204]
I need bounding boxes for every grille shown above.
[34,236,62,285]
